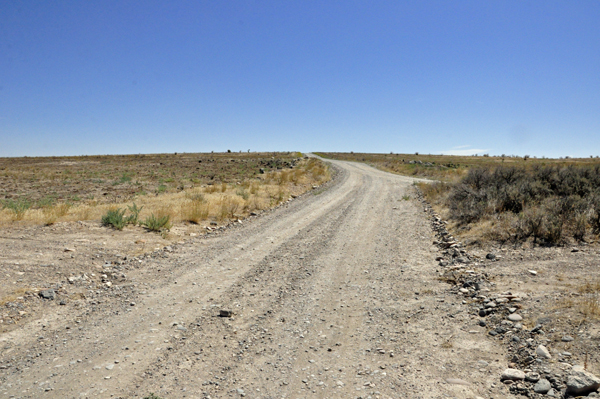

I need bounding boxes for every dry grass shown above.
[555,281,600,321]
[578,280,600,319]
[0,158,330,228]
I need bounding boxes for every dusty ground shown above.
[0,152,301,205]
[1,157,599,399]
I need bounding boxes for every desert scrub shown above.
[101,208,128,230]
[423,164,600,245]
[101,203,142,230]
[141,213,172,232]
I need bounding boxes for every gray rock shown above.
[486,253,496,260]
[511,335,520,343]
[534,378,551,394]
[536,345,552,359]
[445,378,470,385]
[546,388,558,397]
[219,310,233,317]
[561,335,574,342]
[501,368,526,381]
[525,372,540,382]
[508,314,523,322]
[39,289,56,300]
[566,369,600,396]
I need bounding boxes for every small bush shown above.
[143,394,163,399]
[101,203,141,230]
[126,202,143,225]
[141,213,171,232]
[102,208,128,230]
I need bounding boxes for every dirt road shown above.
[1,158,514,399]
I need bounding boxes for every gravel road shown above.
[1,159,514,399]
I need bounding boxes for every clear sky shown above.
[1,1,599,157]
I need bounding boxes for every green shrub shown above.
[141,213,171,232]
[143,394,163,399]
[101,203,142,230]
[101,208,128,230]
[126,202,143,225]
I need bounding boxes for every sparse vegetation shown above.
[1,199,31,220]
[101,208,129,230]
[0,152,329,228]
[141,213,172,232]
[437,164,600,244]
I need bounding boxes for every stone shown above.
[562,335,574,342]
[546,388,558,397]
[219,310,233,317]
[39,289,56,300]
[531,324,543,333]
[534,378,551,394]
[536,345,551,359]
[525,372,540,382]
[528,270,537,275]
[446,378,469,385]
[501,368,526,381]
[566,369,600,396]
[508,314,523,322]
[486,253,496,260]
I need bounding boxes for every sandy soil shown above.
[5,157,592,398]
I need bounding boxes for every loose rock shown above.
[39,289,56,300]
[533,378,551,394]
[566,369,600,396]
[501,368,526,381]
[536,345,551,359]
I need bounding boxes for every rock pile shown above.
[417,191,600,399]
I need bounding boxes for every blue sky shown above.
[1,1,599,157]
